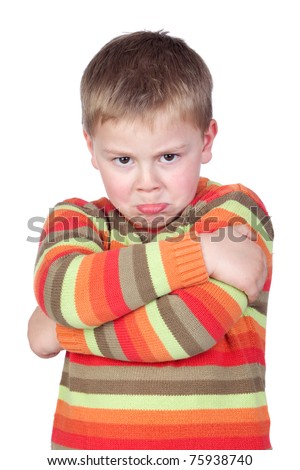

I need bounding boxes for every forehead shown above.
[92,114,203,157]
[94,111,200,137]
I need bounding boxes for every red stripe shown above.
[67,346,265,368]
[103,249,129,317]
[263,278,271,291]
[45,209,96,237]
[52,428,271,450]
[174,288,227,341]
[64,197,89,207]
[93,197,116,214]
[113,318,143,361]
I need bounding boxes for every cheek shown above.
[98,166,129,203]
[169,170,200,200]
[104,180,130,206]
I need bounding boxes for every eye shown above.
[114,156,132,166]
[160,153,179,163]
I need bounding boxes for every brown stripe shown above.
[51,442,73,450]
[63,357,265,383]
[237,193,273,240]
[157,295,215,355]
[93,323,128,361]
[174,190,273,241]
[37,226,103,261]
[111,210,135,238]
[61,358,266,395]
[82,201,106,218]
[118,247,144,310]
[212,191,273,240]
[250,291,269,315]
[60,374,265,395]
[44,253,78,325]
[131,244,157,305]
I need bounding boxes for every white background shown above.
[1,1,299,468]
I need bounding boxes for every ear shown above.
[83,128,98,169]
[201,119,218,164]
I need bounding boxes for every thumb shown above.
[234,223,256,241]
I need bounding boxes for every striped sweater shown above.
[34,177,273,450]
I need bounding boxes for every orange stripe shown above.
[160,233,206,291]
[41,244,93,263]
[54,414,270,439]
[196,282,239,330]
[211,282,242,325]
[88,253,115,324]
[195,207,242,234]
[230,316,265,336]
[34,245,94,312]
[110,239,126,250]
[159,240,184,291]
[226,316,266,347]
[241,316,266,342]
[55,400,270,425]
[75,256,100,326]
[45,208,97,235]
[213,332,265,354]
[56,326,92,355]
[121,310,158,362]
[133,306,173,362]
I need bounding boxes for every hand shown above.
[28,306,63,358]
[200,224,267,303]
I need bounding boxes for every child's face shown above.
[84,113,217,229]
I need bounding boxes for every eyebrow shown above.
[103,148,135,157]
[103,144,188,156]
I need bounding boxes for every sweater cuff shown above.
[56,324,91,354]
[161,232,208,289]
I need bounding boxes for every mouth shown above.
[136,203,169,215]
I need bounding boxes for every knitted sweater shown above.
[34,177,273,450]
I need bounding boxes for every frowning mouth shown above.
[136,203,169,215]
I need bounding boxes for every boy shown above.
[28,30,273,450]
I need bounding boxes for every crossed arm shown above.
[28,188,273,361]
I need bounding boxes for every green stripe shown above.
[59,385,267,410]
[207,180,222,187]
[244,307,267,328]
[155,231,184,242]
[209,278,248,308]
[110,229,143,246]
[218,200,272,248]
[84,329,104,356]
[145,301,189,360]
[55,204,89,213]
[145,243,170,297]
[60,256,86,328]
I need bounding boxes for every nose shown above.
[136,167,161,192]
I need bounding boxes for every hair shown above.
[80,30,213,136]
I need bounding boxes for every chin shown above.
[129,215,167,230]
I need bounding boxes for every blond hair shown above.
[80,30,213,136]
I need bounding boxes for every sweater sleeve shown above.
[56,279,248,361]
[55,185,274,362]
[34,201,208,328]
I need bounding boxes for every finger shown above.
[245,283,260,304]
[234,224,256,241]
